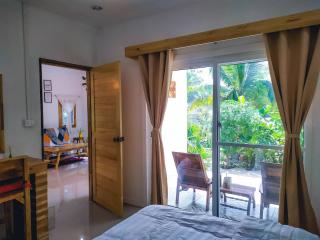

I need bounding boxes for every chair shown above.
[0,157,31,240]
[172,152,212,211]
[260,162,282,219]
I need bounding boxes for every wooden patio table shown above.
[220,183,256,216]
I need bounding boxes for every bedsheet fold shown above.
[94,205,319,240]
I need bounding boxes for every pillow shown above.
[44,128,63,145]
[43,133,53,146]
[58,126,70,144]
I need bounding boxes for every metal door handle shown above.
[113,136,125,143]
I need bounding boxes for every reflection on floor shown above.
[167,170,278,222]
[48,159,140,240]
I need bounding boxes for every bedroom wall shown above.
[0,0,96,157]
[94,0,320,209]
[1,0,319,222]
[305,77,320,225]
[41,65,88,138]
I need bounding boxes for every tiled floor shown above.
[47,158,278,239]
[167,169,279,222]
[48,159,140,240]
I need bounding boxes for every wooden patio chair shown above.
[172,152,212,211]
[0,156,32,240]
[260,162,282,219]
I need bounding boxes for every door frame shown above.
[170,49,279,216]
[38,58,94,199]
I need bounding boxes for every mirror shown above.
[58,102,76,128]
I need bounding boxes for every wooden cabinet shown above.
[1,157,48,240]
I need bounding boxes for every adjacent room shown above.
[0,0,320,239]
[41,63,88,169]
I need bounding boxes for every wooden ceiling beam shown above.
[125,9,320,58]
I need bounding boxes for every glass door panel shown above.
[163,67,213,213]
[217,60,284,221]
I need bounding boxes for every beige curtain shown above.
[264,26,320,234]
[138,50,174,204]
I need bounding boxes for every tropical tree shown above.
[187,68,213,168]
[186,62,286,170]
[220,62,275,109]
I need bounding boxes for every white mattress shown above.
[94,205,319,240]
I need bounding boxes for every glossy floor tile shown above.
[48,159,140,240]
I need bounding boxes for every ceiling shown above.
[25,0,200,28]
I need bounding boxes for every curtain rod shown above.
[125,9,320,58]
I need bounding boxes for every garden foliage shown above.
[187,62,286,170]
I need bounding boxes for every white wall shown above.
[162,70,188,205]
[0,0,96,157]
[305,76,320,225]
[163,70,188,175]
[42,65,88,138]
[94,0,320,207]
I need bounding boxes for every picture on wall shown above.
[43,80,52,91]
[44,92,52,103]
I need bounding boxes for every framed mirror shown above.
[58,102,76,128]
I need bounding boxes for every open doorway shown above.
[39,59,126,239]
[39,59,93,238]
[40,61,89,169]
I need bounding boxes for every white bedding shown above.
[94,205,319,240]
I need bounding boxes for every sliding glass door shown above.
[163,50,285,220]
[163,67,214,211]
[213,58,284,221]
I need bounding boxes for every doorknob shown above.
[113,136,125,143]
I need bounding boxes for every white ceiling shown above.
[25,0,201,28]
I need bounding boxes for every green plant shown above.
[186,62,289,170]
[263,149,283,164]
[187,68,213,170]
[239,148,255,170]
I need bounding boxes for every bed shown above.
[94,205,319,240]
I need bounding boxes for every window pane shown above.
[220,145,282,220]
[62,111,69,126]
[219,61,285,146]
[187,68,213,171]
[163,67,213,211]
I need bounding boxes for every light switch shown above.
[23,119,35,127]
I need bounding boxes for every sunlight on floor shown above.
[167,168,279,221]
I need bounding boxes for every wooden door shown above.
[90,62,123,216]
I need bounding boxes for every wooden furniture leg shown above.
[260,194,264,219]
[175,179,180,205]
[246,196,251,216]
[4,202,12,238]
[23,159,32,240]
[34,171,49,240]
[266,204,270,219]
[223,193,227,203]
[55,152,61,169]
[206,186,210,211]
[252,195,256,208]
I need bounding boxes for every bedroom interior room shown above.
[0,0,320,239]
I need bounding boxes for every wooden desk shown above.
[220,184,256,216]
[44,143,88,169]
[0,157,48,240]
